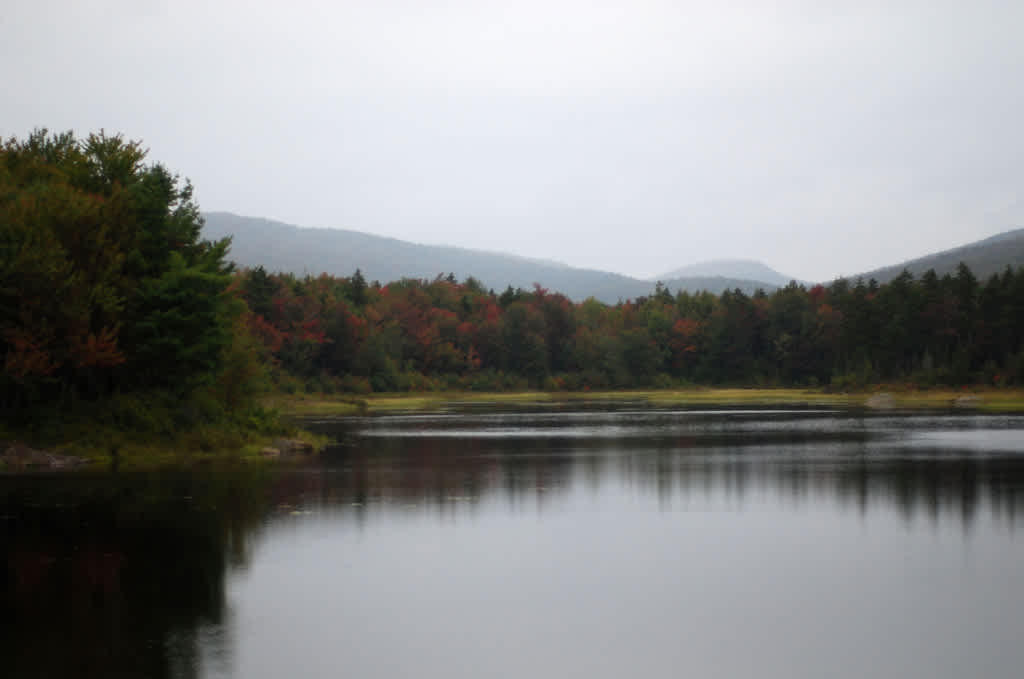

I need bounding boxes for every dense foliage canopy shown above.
[236,262,1024,393]
[5,129,1024,427]
[1,130,258,423]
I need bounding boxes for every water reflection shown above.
[2,409,1024,678]
[0,470,273,679]
[294,410,1024,534]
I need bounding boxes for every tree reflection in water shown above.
[2,410,1023,678]
[0,470,272,679]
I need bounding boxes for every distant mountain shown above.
[659,275,777,297]
[842,228,1024,284]
[653,259,798,287]
[201,212,779,303]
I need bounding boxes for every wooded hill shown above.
[205,213,1024,298]
[651,259,800,287]
[845,228,1024,285]
[201,212,781,302]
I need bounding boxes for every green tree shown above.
[500,302,548,384]
[1,129,237,414]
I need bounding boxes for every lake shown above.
[3,406,1024,678]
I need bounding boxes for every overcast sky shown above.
[4,1,1023,281]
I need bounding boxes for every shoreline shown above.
[5,386,1021,473]
[0,429,327,473]
[267,386,1024,416]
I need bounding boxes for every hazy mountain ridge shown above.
[653,259,798,287]
[202,212,780,302]
[841,228,1024,284]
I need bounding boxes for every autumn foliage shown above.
[6,129,1024,426]
[234,263,1024,392]
[1,130,247,419]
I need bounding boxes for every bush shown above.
[339,375,373,394]
[579,369,610,390]
[652,373,675,389]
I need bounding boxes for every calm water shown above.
[3,406,1024,678]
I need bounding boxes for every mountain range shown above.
[844,228,1024,285]
[201,213,782,303]
[201,212,1024,302]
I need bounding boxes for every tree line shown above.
[235,261,1024,393]
[5,129,1024,426]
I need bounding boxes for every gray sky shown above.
[4,1,1023,281]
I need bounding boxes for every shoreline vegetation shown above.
[6,129,1024,470]
[7,384,1022,473]
[0,420,326,471]
[6,383,1022,470]
[267,386,1024,416]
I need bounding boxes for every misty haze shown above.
[5,1,1024,281]
[4,3,1024,679]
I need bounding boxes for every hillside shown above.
[653,259,797,287]
[843,228,1024,284]
[659,275,777,298]
[201,212,779,302]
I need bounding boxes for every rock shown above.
[953,395,983,408]
[1,443,89,471]
[865,393,894,409]
[271,438,315,458]
[259,447,281,459]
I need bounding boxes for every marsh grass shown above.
[8,386,1022,473]
[269,386,1024,415]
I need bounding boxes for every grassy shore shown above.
[0,418,327,471]
[6,386,1020,473]
[267,386,1024,416]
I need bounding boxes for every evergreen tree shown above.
[1,129,237,414]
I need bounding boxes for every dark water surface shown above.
[4,407,1024,678]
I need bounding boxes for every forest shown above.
[235,262,1024,394]
[4,130,1024,433]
